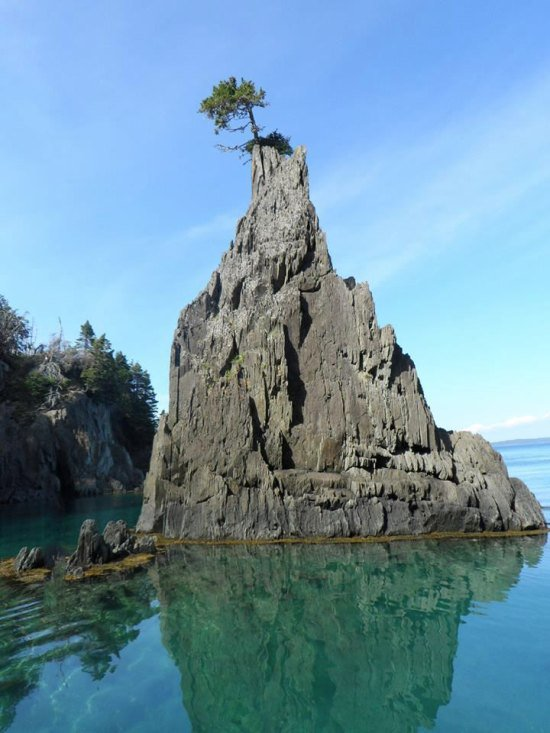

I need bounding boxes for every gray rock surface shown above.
[0,392,143,505]
[102,519,157,558]
[138,145,546,540]
[103,519,132,558]
[133,535,157,554]
[67,519,111,570]
[14,546,44,573]
[66,518,157,573]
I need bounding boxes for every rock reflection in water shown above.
[155,537,545,733]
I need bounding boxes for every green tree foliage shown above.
[0,303,158,468]
[76,320,95,351]
[243,130,293,157]
[127,363,158,445]
[80,332,158,466]
[22,372,60,404]
[81,335,117,400]
[199,76,292,158]
[0,294,30,361]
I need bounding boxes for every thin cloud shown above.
[314,71,550,286]
[180,212,237,242]
[464,412,550,434]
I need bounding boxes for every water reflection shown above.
[155,537,545,733]
[0,571,156,731]
[0,535,545,732]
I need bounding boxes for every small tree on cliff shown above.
[0,295,30,361]
[76,320,95,351]
[199,77,292,157]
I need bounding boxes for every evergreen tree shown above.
[76,321,96,351]
[2,299,158,468]
[129,362,158,433]
[0,295,31,360]
[113,351,132,393]
[199,77,292,157]
[81,334,117,400]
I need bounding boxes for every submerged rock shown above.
[138,145,545,540]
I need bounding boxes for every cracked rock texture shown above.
[138,146,545,539]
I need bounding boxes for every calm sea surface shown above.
[0,439,549,732]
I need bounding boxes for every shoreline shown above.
[153,526,549,547]
[1,526,547,585]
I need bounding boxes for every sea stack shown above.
[138,146,545,539]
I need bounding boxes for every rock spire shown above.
[138,146,544,539]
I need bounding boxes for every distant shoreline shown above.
[492,437,550,447]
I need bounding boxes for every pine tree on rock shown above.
[199,77,292,158]
[81,334,116,400]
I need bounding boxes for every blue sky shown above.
[1,0,549,442]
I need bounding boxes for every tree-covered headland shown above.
[0,296,157,471]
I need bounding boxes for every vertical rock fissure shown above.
[283,325,306,427]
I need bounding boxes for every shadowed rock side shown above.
[154,538,545,733]
[0,393,144,505]
[138,146,545,539]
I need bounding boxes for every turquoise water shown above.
[496,438,550,510]
[0,493,142,559]
[0,440,549,732]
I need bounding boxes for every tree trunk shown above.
[247,106,260,142]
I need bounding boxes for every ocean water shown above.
[0,439,549,732]
[0,493,143,559]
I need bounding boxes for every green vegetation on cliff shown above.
[0,295,157,471]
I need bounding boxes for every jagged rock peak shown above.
[138,145,545,540]
[199,145,332,321]
[251,144,309,201]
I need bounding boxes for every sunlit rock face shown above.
[138,146,544,539]
[154,537,545,733]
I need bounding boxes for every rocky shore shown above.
[2,518,157,583]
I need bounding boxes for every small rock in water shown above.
[67,519,111,571]
[14,546,45,573]
[103,519,133,558]
[103,520,157,557]
[133,535,157,554]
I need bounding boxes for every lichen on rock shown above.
[138,145,545,540]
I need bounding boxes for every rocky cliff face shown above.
[0,392,143,504]
[138,146,545,539]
